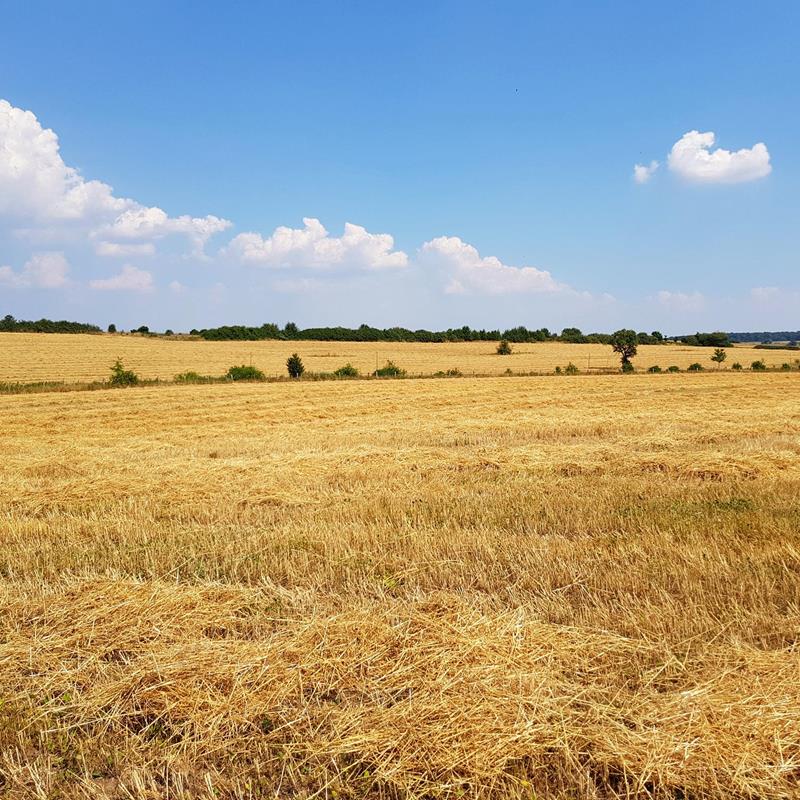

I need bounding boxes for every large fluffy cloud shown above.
[89,264,154,292]
[420,236,568,295]
[667,131,771,184]
[0,252,70,289]
[227,217,408,271]
[0,99,231,255]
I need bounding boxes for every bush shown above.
[109,358,139,387]
[647,365,662,373]
[174,371,214,384]
[621,361,635,373]
[286,353,305,378]
[781,363,792,371]
[667,365,680,373]
[226,364,266,381]
[564,362,579,375]
[434,368,462,377]
[333,363,359,378]
[751,360,767,371]
[732,362,743,370]
[496,339,513,355]
[554,366,562,375]
[107,323,117,333]
[374,360,406,378]
[687,362,704,372]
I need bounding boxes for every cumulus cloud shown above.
[633,160,659,184]
[0,99,231,256]
[420,236,568,295]
[93,206,231,259]
[656,290,705,312]
[89,264,154,292]
[667,131,771,183]
[227,217,408,271]
[0,251,70,289]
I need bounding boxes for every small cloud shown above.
[168,280,185,293]
[0,251,69,289]
[633,160,659,184]
[656,290,705,312]
[667,130,771,183]
[420,236,569,295]
[95,241,156,257]
[750,286,780,302]
[89,264,153,292]
[227,217,408,271]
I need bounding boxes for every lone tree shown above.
[286,353,305,378]
[711,348,728,368]
[496,339,513,355]
[610,329,638,372]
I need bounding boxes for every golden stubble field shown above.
[0,332,784,382]
[1,373,799,798]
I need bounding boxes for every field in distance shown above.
[1,373,799,798]
[0,331,785,383]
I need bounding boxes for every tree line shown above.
[0,314,101,334]
[1,313,734,347]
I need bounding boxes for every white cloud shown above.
[89,264,154,292]
[0,99,231,256]
[0,251,70,289]
[227,217,408,271]
[94,206,231,259]
[667,131,771,184]
[633,160,659,184]
[750,286,779,302]
[656,290,705,312]
[168,280,185,293]
[420,236,568,295]
[94,241,156,257]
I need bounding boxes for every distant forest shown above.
[0,314,101,334]
[729,331,800,344]
[1,314,749,347]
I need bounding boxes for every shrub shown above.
[564,362,579,375]
[781,363,792,371]
[434,368,462,377]
[165,329,174,337]
[554,366,562,375]
[711,348,727,367]
[109,358,139,387]
[647,365,662,373]
[732,362,743,370]
[374,360,406,378]
[667,365,680,373]
[496,339,513,355]
[687,362,704,372]
[286,353,305,378]
[174,371,214,383]
[107,323,117,333]
[226,364,266,381]
[751,360,767,371]
[621,361,635,373]
[504,368,513,375]
[333,363,359,378]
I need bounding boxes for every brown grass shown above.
[1,373,799,798]
[0,332,785,382]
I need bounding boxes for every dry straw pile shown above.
[1,373,799,798]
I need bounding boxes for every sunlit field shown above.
[0,332,784,383]
[1,372,799,799]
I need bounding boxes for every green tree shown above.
[109,358,139,387]
[610,329,638,370]
[107,323,117,333]
[496,339,513,355]
[711,348,727,368]
[286,353,305,378]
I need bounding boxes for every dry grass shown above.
[0,332,785,382]
[1,373,799,798]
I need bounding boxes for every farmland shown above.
[0,332,785,383]
[1,369,799,799]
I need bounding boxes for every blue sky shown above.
[1,0,798,333]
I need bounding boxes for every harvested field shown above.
[1,373,799,798]
[0,332,784,382]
